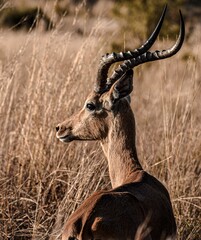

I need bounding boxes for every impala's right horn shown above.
[107,10,185,86]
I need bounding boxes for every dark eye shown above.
[86,103,96,111]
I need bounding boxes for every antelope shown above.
[56,6,185,240]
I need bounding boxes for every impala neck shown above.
[101,100,143,188]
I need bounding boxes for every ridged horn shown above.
[94,5,167,93]
[107,10,185,87]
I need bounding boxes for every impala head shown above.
[56,69,134,143]
[56,6,185,143]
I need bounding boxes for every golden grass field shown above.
[0,10,201,240]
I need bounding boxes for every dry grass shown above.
[0,18,200,240]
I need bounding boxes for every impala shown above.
[56,6,185,240]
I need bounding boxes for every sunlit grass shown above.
[0,22,200,239]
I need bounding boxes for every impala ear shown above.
[109,69,133,103]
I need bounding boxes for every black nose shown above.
[56,125,60,132]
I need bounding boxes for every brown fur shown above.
[56,71,177,239]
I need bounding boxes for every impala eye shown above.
[86,103,96,111]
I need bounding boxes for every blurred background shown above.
[0,0,200,240]
[0,0,200,46]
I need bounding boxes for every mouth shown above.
[57,135,74,143]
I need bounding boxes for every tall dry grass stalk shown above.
[0,20,200,240]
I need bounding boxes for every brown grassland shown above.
[0,10,201,240]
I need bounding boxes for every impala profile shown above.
[56,6,185,240]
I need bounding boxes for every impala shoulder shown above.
[90,191,146,238]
